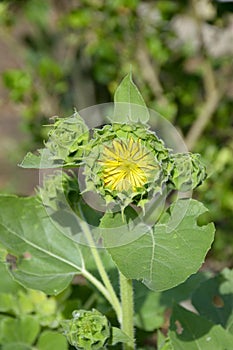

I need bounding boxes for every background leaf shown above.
[191,268,233,330]
[0,195,84,295]
[169,304,233,350]
[0,315,40,346]
[104,199,215,291]
[134,282,165,331]
[37,331,68,350]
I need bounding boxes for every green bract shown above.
[61,309,111,350]
[38,171,80,211]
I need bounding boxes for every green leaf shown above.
[169,304,233,350]
[113,73,150,123]
[0,263,23,294]
[0,195,84,295]
[191,269,233,329]
[105,199,215,291]
[134,282,165,331]
[0,293,17,314]
[110,327,131,346]
[0,315,40,345]
[157,331,174,350]
[37,331,68,350]
[2,344,33,350]
[161,271,210,307]
[100,206,142,247]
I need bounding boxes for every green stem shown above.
[119,271,135,350]
[81,269,112,308]
[79,219,122,322]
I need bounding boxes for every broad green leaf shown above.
[104,199,215,291]
[0,195,84,295]
[134,282,165,331]
[37,331,68,350]
[169,304,233,350]
[192,269,233,330]
[0,315,40,345]
[100,206,142,247]
[113,73,150,123]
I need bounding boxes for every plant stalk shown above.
[79,218,122,322]
[119,271,135,350]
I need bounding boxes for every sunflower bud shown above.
[83,123,172,211]
[45,112,89,165]
[61,309,111,350]
[169,153,207,191]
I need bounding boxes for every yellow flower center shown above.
[100,138,157,192]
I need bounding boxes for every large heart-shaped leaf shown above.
[0,195,84,295]
[102,199,215,291]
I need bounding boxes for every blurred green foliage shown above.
[0,1,232,263]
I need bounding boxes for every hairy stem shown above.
[119,271,135,350]
[79,218,122,322]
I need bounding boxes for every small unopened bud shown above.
[169,153,206,191]
[61,309,111,350]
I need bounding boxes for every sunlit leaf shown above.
[103,199,215,291]
[0,195,84,295]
